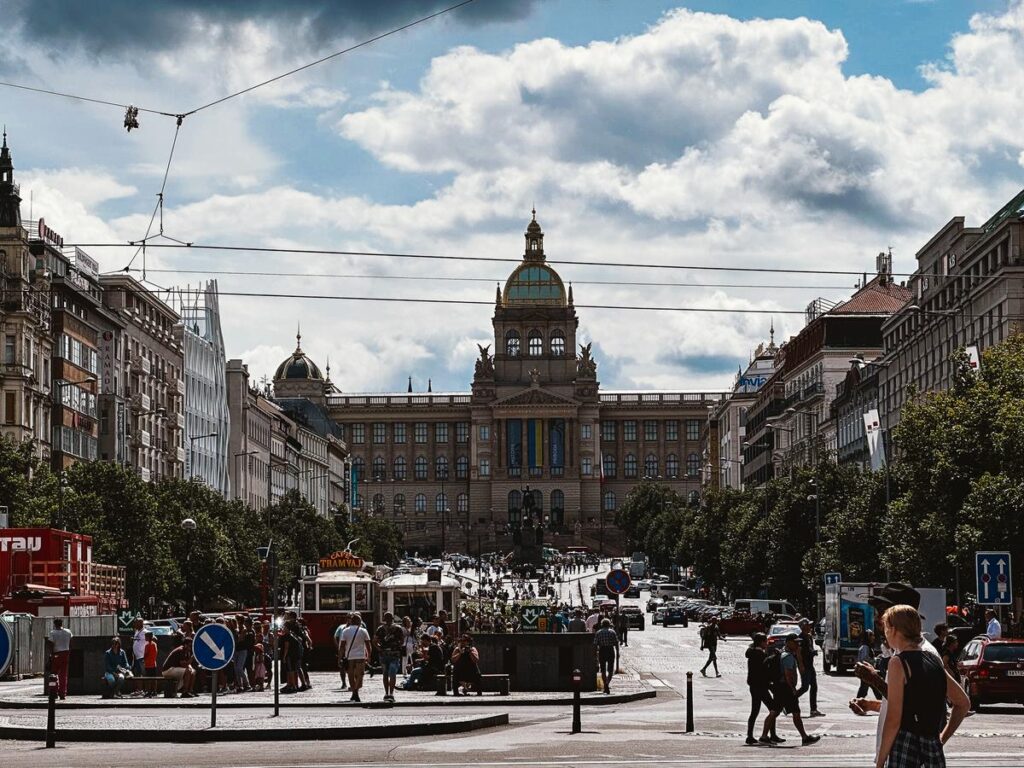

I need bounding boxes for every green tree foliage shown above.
[0,437,58,527]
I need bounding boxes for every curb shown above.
[0,713,509,743]
[0,690,655,710]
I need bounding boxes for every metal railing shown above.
[1,614,116,679]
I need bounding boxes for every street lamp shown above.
[189,432,219,480]
[181,517,197,613]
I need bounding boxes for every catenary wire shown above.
[182,0,477,116]
[0,80,178,117]
[124,121,185,272]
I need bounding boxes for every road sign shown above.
[824,572,842,586]
[193,623,235,672]
[0,621,12,677]
[605,569,632,596]
[976,551,1012,606]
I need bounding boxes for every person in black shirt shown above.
[796,618,824,717]
[745,633,781,745]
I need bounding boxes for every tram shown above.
[298,549,378,669]
[377,570,464,630]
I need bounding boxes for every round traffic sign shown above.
[192,623,235,672]
[0,621,12,677]
[605,569,632,596]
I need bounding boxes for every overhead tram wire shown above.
[123,120,186,273]
[180,0,477,117]
[0,80,178,118]
[72,240,939,279]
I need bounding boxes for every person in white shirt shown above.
[131,618,147,679]
[49,619,73,700]
[336,612,371,702]
[985,609,1002,639]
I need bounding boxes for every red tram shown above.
[299,550,378,669]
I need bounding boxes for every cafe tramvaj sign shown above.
[319,550,365,572]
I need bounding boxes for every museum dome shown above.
[274,329,324,381]
[502,210,568,307]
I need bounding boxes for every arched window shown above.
[530,489,543,512]
[435,455,448,480]
[393,494,406,515]
[436,493,448,513]
[687,490,700,506]
[414,456,428,481]
[624,453,638,479]
[457,493,468,513]
[372,456,386,480]
[372,493,385,513]
[686,452,700,477]
[508,490,522,512]
[352,457,364,480]
[666,454,679,478]
[603,491,617,512]
[603,454,617,479]
[528,329,543,357]
[505,329,520,357]
[550,329,565,356]
[455,455,469,479]
[414,493,427,514]
[644,454,658,478]
[550,489,564,526]
[393,456,406,481]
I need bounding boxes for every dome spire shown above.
[524,207,544,262]
[295,322,302,352]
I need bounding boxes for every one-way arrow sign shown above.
[976,551,1012,606]
[193,623,234,671]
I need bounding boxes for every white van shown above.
[650,583,692,598]
[732,598,797,616]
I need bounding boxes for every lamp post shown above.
[181,517,197,613]
[189,432,219,481]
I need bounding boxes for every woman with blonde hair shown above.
[875,604,969,768]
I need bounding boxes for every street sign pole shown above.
[976,551,1013,607]
[193,624,235,731]
[270,544,280,718]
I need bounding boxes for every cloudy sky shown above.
[2,0,1022,393]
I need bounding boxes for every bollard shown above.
[685,671,694,733]
[571,668,582,734]
[45,673,58,748]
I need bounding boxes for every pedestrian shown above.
[161,637,196,698]
[48,618,73,700]
[796,618,824,717]
[103,637,131,699]
[234,617,253,693]
[874,605,969,768]
[374,612,405,702]
[745,632,779,746]
[772,633,820,746]
[856,630,877,699]
[985,609,1002,639]
[932,623,948,646]
[130,618,147,679]
[337,612,371,702]
[402,616,417,674]
[297,619,313,691]
[568,610,587,633]
[451,633,482,695]
[941,634,961,688]
[593,618,619,695]
[143,631,159,684]
[616,610,629,646]
[252,639,266,692]
[700,618,726,677]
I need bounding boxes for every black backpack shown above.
[764,649,783,684]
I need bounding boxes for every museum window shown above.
[582,457,593,476]
[624,453,638,478]
[508,490,521,525]
[457,493,468,513]
[352,457,364,480]
[686,452,700,477]
[393,456,407,481]
[666,420,679,441]
[414,456,428,481]
[455,422,469,443]
[393,423,406,444]
[436,493,448,513]
[685,419,700,441]
[550,490,565,526]
[435,455,448,480]
[435,422,448,443]
[644,420,657,441]
[506,329,521,357]
[393,494,406,515]
[372,493,385,513]
[455,456,469,479]
[581,424,592,440]
[645,454,658,477]
[623,420,637,441]
[528,329,543,357]
[373,422,386,444]
[688,490,700,507]
[414,494,427,514]
[352,424,365,444]
[372,456,386,480]
[479,424,490,442]
[550,329,565,356]
[479,458,490,477]
[602,454,617,479]
[601,421,616,442]
[603,491,617,512]
[414,422,428,444]
[666,454,679,478]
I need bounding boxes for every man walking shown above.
[374,612,405,702]
[772,633,820,746]
[337,612,371,702]
[986,609,1002,639]
[796,618,824,717]
[49,618,73,700]
[700,617,726,677]
[593,618,619,694]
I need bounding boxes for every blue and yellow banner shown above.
[549,419,565,467]
[508,419,523,467]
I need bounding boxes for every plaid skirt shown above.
[886,729,945,768]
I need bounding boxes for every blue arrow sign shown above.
[192,623,235,672]
[976,551,1012,606]
[605,569,632,596]
[0,621,12,677]
[824,572,842,586]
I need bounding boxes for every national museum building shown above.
[272,214,726,552]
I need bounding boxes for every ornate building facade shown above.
[272,214,726,553]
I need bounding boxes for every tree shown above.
[0,436,58,527]
[341,515,404,566]
[267,489,343,596]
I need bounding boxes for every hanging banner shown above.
[863,408,886,471]
[527,419,543,468]
[508,419,523,468]
[549,419,565,468]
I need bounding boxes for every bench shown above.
[128,676,177,698]
[435,672,510,696]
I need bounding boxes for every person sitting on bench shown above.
[103,637,131,698]
[161,637,196,698]
[451,634,482,696]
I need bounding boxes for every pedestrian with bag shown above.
[337,612,371,702]
[700,617,726,677]
[374,612,405,702]
[770,633,820,747]
[796,618,825,717]
[745,632,781,746]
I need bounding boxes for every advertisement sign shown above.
[735,374,768,393]
[99,330,116,395]
[318,549,365,572]
[863,408,886,470]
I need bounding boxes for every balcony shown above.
[508,467,522,478]
[175,446,186,463]
[528,467,543,479]
[801,382,825,402]
[129,392,151,412]
[174,378,185,395]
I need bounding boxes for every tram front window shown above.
[393,591,437,621]
[303,584,316,611]
[443,591,453,616]
[319,585,353,612]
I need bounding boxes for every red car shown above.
[717,611,767,636]
[958,636,1024,710]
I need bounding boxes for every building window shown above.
[582,457,593,476]
[352,424,365,444]
[603,491,616,512]
[479,458,490,477]
[581,424,592,440]
[435,493,448,513]
[479,424,490,442]
[602,454,617,479]
[623,421,637,441]
[372,493,385,513]
[550,329,565,356]
[414,456,428,481]
[455,422,469,443]
[644,420,658,441]
[624,453,638,478]
[394,423,406,444]
[685,420,700,441]
[457,493,468,513]
[601,421,616,441]
[414,422,428,443]
[352,457,364,480]
[435,423,448,443]
[393,456,407,481]
[506,330,521,357]
[686,452,700,477]
[688,490,700,506]
[394,494,406,515]
[666,454,679,478]
[645,454,658,477]
[414,494,427,514]
[528,330,543,356]
[455,456,469,479]
[373,422,386,444]
[3,336,14,364]
[550,490,564,525]
[372,456,386,480]
[435,456,448,480]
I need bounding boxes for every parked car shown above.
[717,611,767,636]
[662,606,689,627]
[766,621,802,652]
[652,606,667,625]
[958,635,1024,710]
[646,597,665,613]
[635,580,653,591]
[620,606,646,631]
